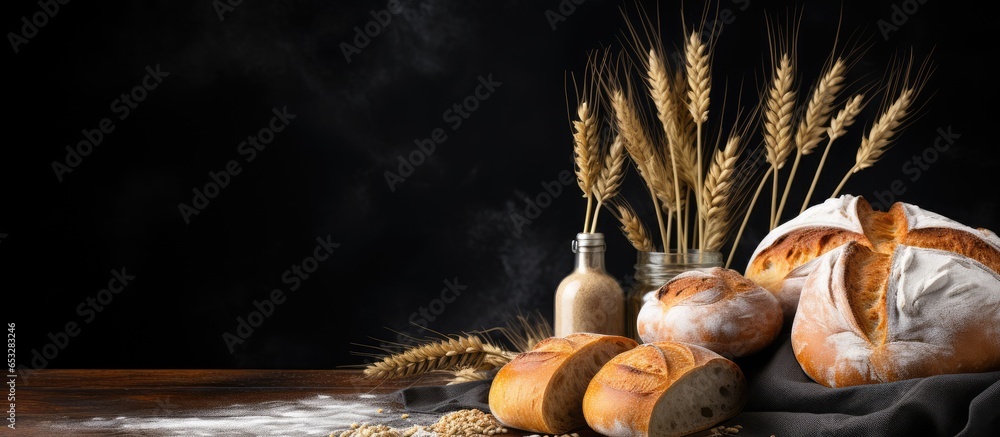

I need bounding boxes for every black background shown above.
[3,0,997,369]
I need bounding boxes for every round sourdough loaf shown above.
[746,195,872,317]
[636,267,782,358]
[582,341,747,437]
[488,333,637,434]
[792,241,1000,387]
[746,194,1000,317]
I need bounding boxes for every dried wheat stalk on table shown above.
[363,335,514,380]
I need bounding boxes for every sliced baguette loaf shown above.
[488,333,637,434]
[583,342,747,437]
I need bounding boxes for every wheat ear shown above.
[685,31,711,250]
[447,368,493,385]
[832,88,914,198]
[801,93,865,212]
[673,68,699,188]
[573,101,601,233]
[764,53,796,229]
[612,88,668,250]
[775,58,846,223]
[609,201,655,252]
[363,335,514,380]
[591,134,627,233]
[648,49,687,252]
[702,135,740,252]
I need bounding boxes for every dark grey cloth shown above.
[728,332,1000,436]
[398,332,1000,436]
[398,377,492,413]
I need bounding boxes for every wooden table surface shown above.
[13,369,624,436]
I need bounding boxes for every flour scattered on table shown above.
[47,393,441,437]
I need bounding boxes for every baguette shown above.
[488,333,637,434]
[583,341,747,437]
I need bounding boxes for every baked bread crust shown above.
[636,267,783,358]
[488,333,637,434]
[792,242,1000,387]
[746,195,1000,317]
[582,342,747,437]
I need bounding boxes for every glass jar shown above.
[625,250,724,342]
[554,233,625,337]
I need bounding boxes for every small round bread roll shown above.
[583,341,747,437]
[636,267,782,358]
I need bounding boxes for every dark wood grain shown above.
[12,370,608,436]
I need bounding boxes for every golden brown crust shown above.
[842,244,891,345]
[656,268,759,307]
[858,202,908,252]
[488,333,636,434]
[655,275,719,307]
[793,239,1000,387]
[746,228,869,292]
[582,342,746,436]
[904,227,1000,274]
[641,268,783,358]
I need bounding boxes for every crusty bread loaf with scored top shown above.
[792,241,1000,387]
[747,195,1000,317]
